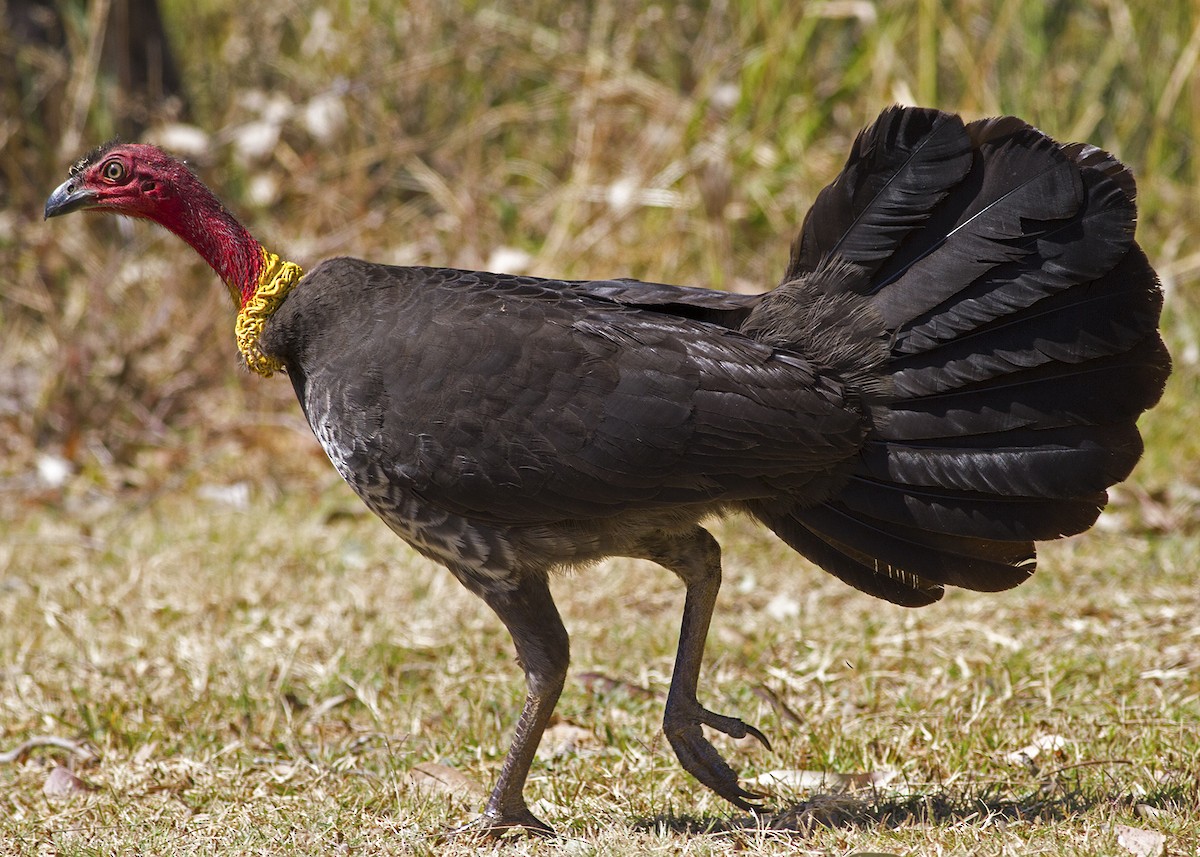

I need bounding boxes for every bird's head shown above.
[46,141,274,307]
[44,141,197,227]
[47,141,303,376]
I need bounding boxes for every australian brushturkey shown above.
[46,107,1169,833]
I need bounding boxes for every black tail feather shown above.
[757,107,1170,606]
[890,257,1164,398]
[754,503,947,607]
[835,476,1108,542]
[857,424,1145,499]
[879,337,1170,441]
[787,107,973,282]
[870,128,1083,324]
[892,171,1140,358]
[1061,141,1138,201]
[785,501,1036,590]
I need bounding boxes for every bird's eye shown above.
[102,160,126,182]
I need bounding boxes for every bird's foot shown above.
[449,804,555,840]
[663,699,771,812]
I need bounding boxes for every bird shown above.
[46,106,1170,835]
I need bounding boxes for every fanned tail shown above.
[753,107,1170,606]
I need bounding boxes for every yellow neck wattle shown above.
[235,247,304,377]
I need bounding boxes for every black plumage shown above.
[263,107,1167,607]
[48,106,1170,835]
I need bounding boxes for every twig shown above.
[0,736,99,765]
[1044,758,1134,777]
[752,684,805,728]
[575,671,658,700]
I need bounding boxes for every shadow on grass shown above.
[632,783,1112,837]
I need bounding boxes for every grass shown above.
[2,478,1197,854]
[4,477,1195,849]
[2,0,1200,853]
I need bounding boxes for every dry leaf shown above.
[1004,734,1069,767]
[772,793,865,831]
[1135,804,1167,821]
[407,762,486,803]
[43,765,95,799]
[1116,824,1166,857]
[748,769,897,792]
[537,721,598,760]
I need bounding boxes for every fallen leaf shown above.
[1004,734,1069,767]
[408,762,486,803]
[537,721,599,760]
[43,766,95,799]
[771,793,863,831]
[748,769,897,792]
[1116,824,1166,857]
[1135,804,1167,821]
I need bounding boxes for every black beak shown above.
[44,178,98,219]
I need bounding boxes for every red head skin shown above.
[46,143,265,306]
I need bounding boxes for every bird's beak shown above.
[44,178,98,219]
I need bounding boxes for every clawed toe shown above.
[694,707,772,751]
[666,723,767,811]
[664,703,772,812]
[448,803,555,840]
[448,810,555,840]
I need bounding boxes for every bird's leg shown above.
[464,573,569,837]
[639,528,771,811]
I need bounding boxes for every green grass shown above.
[3,0,1199,853]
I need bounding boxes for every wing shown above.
[566,277,758,328]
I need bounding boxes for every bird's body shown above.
[262,259,867,593]
[46,107,1170,834]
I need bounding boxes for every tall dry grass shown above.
[3,0,1198,487]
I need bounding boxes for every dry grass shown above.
[2,477,1197,854]
[2,0,1199,853]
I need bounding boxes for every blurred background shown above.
[1,0,1197,524]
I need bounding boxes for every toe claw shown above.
[693,707,772,752]
[742,721,772,752]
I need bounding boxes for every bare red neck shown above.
[148,162,265,307]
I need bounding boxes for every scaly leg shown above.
[462,573,570,836]
[638,527,770,811]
